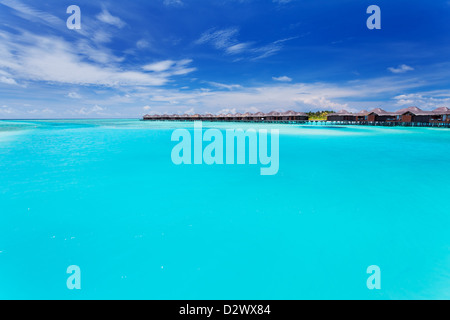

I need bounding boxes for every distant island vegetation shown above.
[306,111,334,121]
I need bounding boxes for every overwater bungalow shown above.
[396,107,435,123]
[281,110,309,121]
[266,111,283,121]
[367,108,398,122]
[242,112,252,121]
[431,107,450,123]
[203,113,213,120]
[327,110,356,121]
[355,110,369,121]
[225,113,234,121]
[252,112,266,121]
[280,110,295,121]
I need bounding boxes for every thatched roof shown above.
[280,110,308,116]
[397,107,435,116]
[433,107,450,115]
[369,108,397,116]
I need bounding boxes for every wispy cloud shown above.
[0,30,195,87]
[163,0,184,7]
[272,76,292,82]
[76,105,106,116]
[27,108,54,115]
[196,27,239,50]
[136,39,150,49]
[208,82,242,90]
[67,92,82,99]
[273,0,293,4]
[0,75,18,85]
[0,0,63,27]
[96,8,126,29]
[143,60,178,72]
[393,92,450,109]
[195,27,295,60]
[226,42,252,55]
[143,59,196,76]
[0,104,14,114]
[388,64,414,74]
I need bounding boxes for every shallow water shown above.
[0,119,449,299]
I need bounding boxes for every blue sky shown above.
[1,0,450,118]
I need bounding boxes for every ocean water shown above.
[0,119,449,300]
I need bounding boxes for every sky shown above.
[1,0,450,118]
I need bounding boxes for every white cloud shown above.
[272,76,292,82]
[0,31,195,87]
[0,76,18,85]
[76,40,124,64]
[136,39,150,49]
[0,0,63,27]
[27,108,54,114]
[208,82,242,90]
[226,43,252,55]
[184,107,195,114]
[92,31,113,44]
[96,8,126,28]
[0,105,14,114]
[196,27,239,50]
[67,92,82,99]
[388,64,414,74]
[217,108,237,114]
[196,27,293,60]
[143,60,176,72]
[163,0,184,6]
[76,105,106,116]
[143,59,196,76]
[273,0,293,4]
[393,93,450,110]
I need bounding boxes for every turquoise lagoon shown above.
[0,119,449,299]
